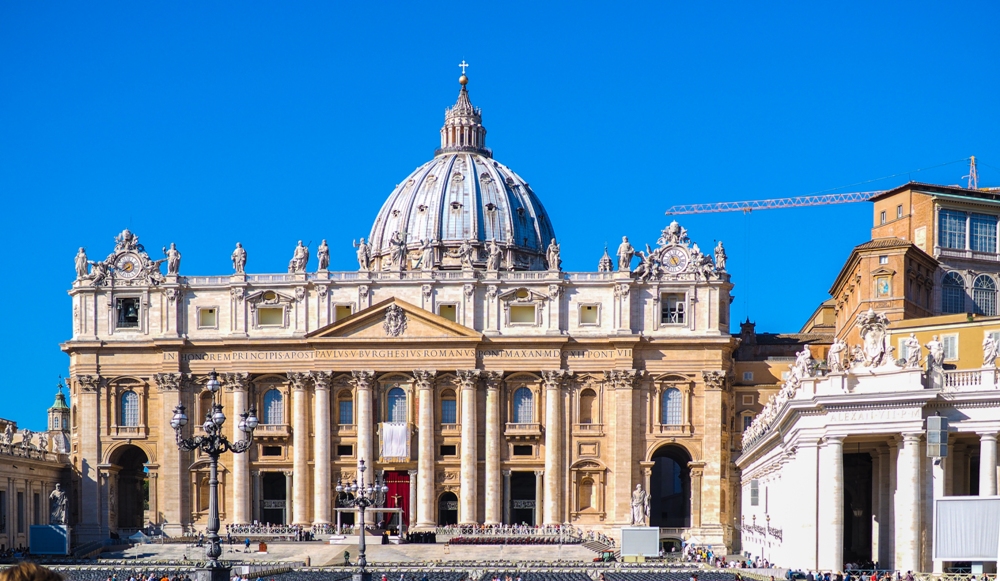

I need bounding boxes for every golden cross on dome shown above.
[458,60,469,75]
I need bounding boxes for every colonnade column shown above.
[534,470,544,526]
[817,436,844,571]
[284,470,293,525]
[542,370,567,525]
[979,432,998,496]
[931,456,947,573]
[350,371,376,481]
[894,433,922,573]
[288,372,310,525]
[484,371,504,525]
[414,370,437,528]
[224,373,251,524]
[458,370,480,525]
[312,372,332,526]
[407,470,418,528]
[252,470,262,523]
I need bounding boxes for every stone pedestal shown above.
[194,567,231,581]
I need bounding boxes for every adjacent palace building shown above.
[63,74,738,548]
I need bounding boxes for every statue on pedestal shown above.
[49,484,67,525]
[827,339,847,373]
[984,335,998,368]
[546,238,561,271]
[486,240,502,272]
[629,484,649,526]
[317,240,330,271]
[904,334,922,368]
[288,241,309,273]
[925,335,944,372]
[75,248,89,280]
[714,241,727,271]
[617,236,635,271]
[353,238,371,271]
[231,243,247,274]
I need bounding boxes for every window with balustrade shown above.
[974,275,997,316]
[441,390,457,424]
[338,392,353,425]
[942,272,966,314]
[263,389,284,425]
[387,387,407,423]
[661,387,682,425]
[120,391,139,427]
[513,387,534,424]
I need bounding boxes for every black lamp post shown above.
[171,369,258,581]
[335,459,388,581]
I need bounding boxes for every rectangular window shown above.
[743,415,753,431]
[970,213,998,253]
[17,492,24,533]
[115,297,140,329]
[438,304,457,322]
[939,209,967,250]
[440,445,457,456]
[879,255,888,264]
[337,444,354,457]
[880,210,886,224]
[257,307,284,326]
[198,308,217,329]
[441,399,457,424]
[510,305,536,324]
[742,394,754,405]
[943,334,958,360]
[512,445,533,456]
[335,305,353,321]
[262,445,282,457]
[661,293,686,325]
[742,371,754,382]
[33,493,39,525]
[750,480,759,506]
[338,400,354,425]
[897,205,903,219]
[580,304,599,325]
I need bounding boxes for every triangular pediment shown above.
[306,297,481,340]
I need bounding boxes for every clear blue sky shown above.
[2,2,998,429]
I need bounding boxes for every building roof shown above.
[753,332,833,346]
[870,181,1000,204]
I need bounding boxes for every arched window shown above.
[579,477,595,510]
[338,391,354,425]
[974,275,997,316]
[387,388,407,423]
[513,387,533,424]
[120,391,139,427]
[661,388,682,425]
[263,389,284,425]
[440,389,457,424]
[942,272,966,314]
[579,388,597,424]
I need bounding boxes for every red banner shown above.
[384,471,410,529]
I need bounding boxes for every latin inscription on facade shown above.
[165,347,633,362]
[828,407,921,423]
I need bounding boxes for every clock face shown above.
[115,254,142,279]
[662,248,689,273]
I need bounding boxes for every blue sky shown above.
[2,2,998,429]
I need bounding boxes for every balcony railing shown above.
[256,424,290,437]
[504,422,541,436]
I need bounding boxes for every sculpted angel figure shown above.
[317,239,330,271]
[354,238,371,271]
[163,243,181,275]
[88,260,109,286]
[231,243,247,274]
[1,424,12,446]
[21,428,33,450]
[984,334,998,368]
[75,248,89,279]
[904,334,922,368]
[617,236,635,271]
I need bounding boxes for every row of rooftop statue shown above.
[72,223,728,284]
[743,308,1000,448]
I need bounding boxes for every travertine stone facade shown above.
[62,75,740,551]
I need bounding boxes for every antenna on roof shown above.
[964,156,979,190]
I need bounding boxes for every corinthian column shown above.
[224,373,251,524]
[979,432,998,496]
[542,370,568,525]
[312,371,332,526]
[484,371,504,525]
[414,369,437,528]
[350,371,376,481]
[895,433,922,573]
[607,369,639,524]
[817,436,844,572]
[458,370,480,524]
[288,372,311,525]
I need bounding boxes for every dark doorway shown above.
[509,471,537,525]
[649,445,691,528]
[114,445,148,530]
[438,492,458,525]
[843,453,873,565]
[261,472,287,525]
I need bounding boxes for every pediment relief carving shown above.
[245,289,295,308]
[497,287,550,304]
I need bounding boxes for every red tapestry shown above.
[384,470,410,528]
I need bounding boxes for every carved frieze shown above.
[153,373,184,392]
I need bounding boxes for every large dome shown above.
[367,77,556,271]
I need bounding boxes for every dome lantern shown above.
[436,74,490,158]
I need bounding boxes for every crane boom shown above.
[664,190,882,215]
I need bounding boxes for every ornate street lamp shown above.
[335,459,388,581]
[171,369,258,581]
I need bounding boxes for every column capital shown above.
[311,371,333,390]
[484,370,504,390]
[502,469,512,477]
[823,435,846,446]
[407,470,417,476]
[901,432,923,444]
[286,371,312,391]
[76,374,104,393]
[283,470,294,477]
[250,470,261,477]
[977,432,999,442]
[350,370,376,390]
[534,469,545,476]
[457,369,481,390]
[153,372,185,392]
[542,369,570,390]
[413,369,437,389]
[702,370,727,390]
[223,372,251,392]
[604,369,640,390]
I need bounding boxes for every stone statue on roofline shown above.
[317,240,330,271]
[546,238,561,271]
[75,248,89,280]
[827,339,847,373]
[616,236,635,271]
[925,335,944,372]
[231,243,247,274]
[903,334,922,368]
[353,238,370,271]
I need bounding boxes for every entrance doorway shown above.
[649,444,691,528]
[384,471,410,528]
[843,453,872,565]
[509,471,537,525]
[438,492,458,525]
[112,445,149,531]
[261,472,287,525]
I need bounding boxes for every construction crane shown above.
[665,157,985,216]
